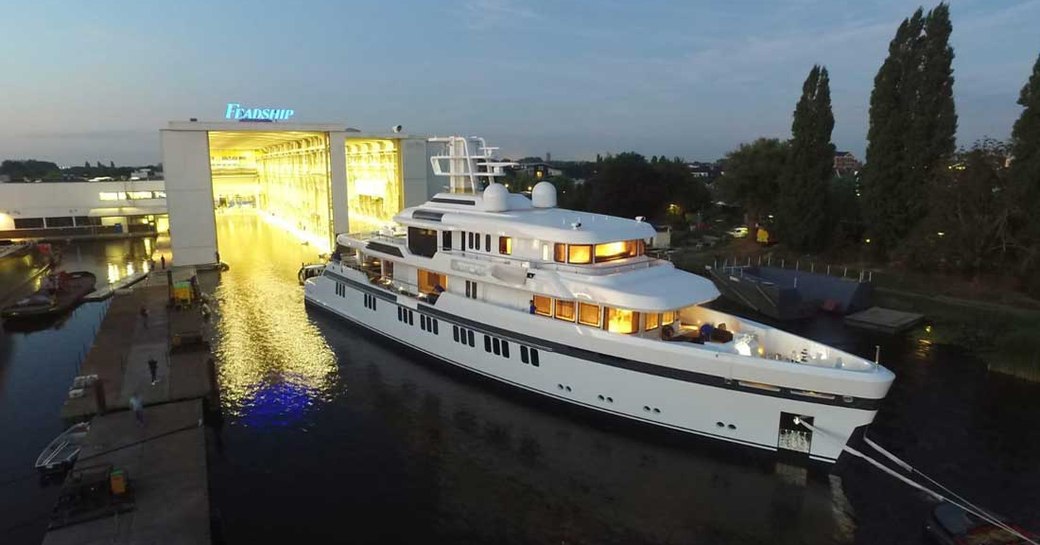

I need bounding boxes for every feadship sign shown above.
[225,103,295,121]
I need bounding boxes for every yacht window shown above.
[407,227,438,258]
[606,307,640,334]
[578,302,601,327]
[553,243,566,263]
[568,244,592,264]
[475,233,481,251]
[442,231,451,250]
[485,234,491,252]
[594,240,640,263]
[418,269,447,295]
[554,300,576,322]
[662,310,676,325]
[533,295,552,316]
[499,236,512,255]
[468,232,474,249]
[645,313,660,331]
[381,260,394,279]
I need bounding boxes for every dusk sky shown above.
[1,0,1038,165]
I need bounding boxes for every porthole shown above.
[643,406,650,412]
[727,424,736,430]
[606,397,613,403]
[597,395,604,401]
[565,386,572,392]
[716,421,724,428]
[652,408,660,414]
[557,384,564,390]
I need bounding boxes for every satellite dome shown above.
[483,182,509,212]
[531,181,557,208]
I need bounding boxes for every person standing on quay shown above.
[148,356,158,385]
[130,393,144,426]
[140,305,149,329]
[160,255,166,270]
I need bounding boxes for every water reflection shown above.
[212,211,336,427]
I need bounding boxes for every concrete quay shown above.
[46,267,219,545]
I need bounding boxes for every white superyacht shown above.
[305,136,895,463]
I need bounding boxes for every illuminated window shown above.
[533,295,552,316]
[594,240,641,263]
[554,300,576,322]
[127,191,154,200]
[499,236,512,255]
[606,307,640,334]
[553,243,566,263]
[568,244,592,264]
[154,190,166,199]
[662,311,676,325]
[418,269,446,295]
[578,302,601,327]
[646,313,660,331]
[99,192,120,201]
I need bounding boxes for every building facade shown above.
[161,121,436,266]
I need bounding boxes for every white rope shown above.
[794,418,1038,545]
[863,434,1003,532]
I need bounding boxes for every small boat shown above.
[298,263,326,285]
[35,422,91,473]
[924,501,1038,545]
[1,271,96,323]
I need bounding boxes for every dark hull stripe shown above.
[323,270,883,411]
[305,297,840,463]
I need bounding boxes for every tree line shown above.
[713,2,1040,292]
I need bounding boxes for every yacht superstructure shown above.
[304,136,895,463]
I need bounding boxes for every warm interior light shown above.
[606,307,639,334]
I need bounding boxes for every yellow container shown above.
[110,469,127,495]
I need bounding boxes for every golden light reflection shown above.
[212,212,338,424]
[346,139,402,233]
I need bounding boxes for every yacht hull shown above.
[305,268,881,464]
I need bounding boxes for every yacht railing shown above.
[346,231,407,246]
[439,249,665,276]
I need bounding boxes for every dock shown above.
[47,267,218,545]
[845,306,925,334]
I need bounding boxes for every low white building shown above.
[0,180,167,237]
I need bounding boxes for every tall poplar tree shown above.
[863,4,956,252]
[1010,53,1040,274]
[777,65,835,251]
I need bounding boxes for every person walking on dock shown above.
[148,356,158,385]
[140,305,149,329]
[160,255,166,270]
[130,393,144,426]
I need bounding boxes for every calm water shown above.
[2,223,1038,544]
[0,237,156,544]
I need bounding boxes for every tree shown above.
[1009,53,1040,283]
[715,138,788,226]
[653,158,710,225]
[84,160,90,168]
[777,65,835,252]
[900,140,1011,275]
[109,160,115,169]
[863,4,956,252]
[586,153,669,221]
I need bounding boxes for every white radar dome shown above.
[531,181,557,208]
[483,182,509,212]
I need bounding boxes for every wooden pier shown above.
[845,306,925,334]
